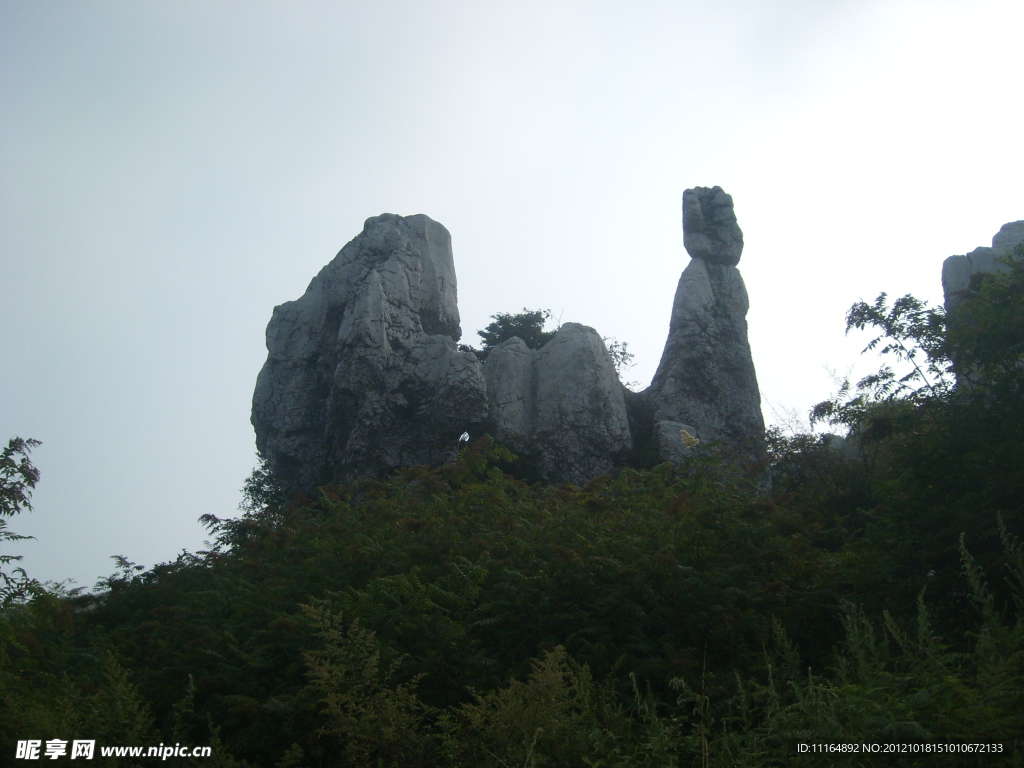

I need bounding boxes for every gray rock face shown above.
[252,214,488,493]
[942,220,1024,310]
[682,186,744,266]
[638,187,765,458]
[485,324,632,485]
[482,336,536,456]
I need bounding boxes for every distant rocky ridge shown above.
[942,220,1024,310]
[252,187,766,493]
[939,220,1024,385]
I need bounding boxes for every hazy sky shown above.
[2,0,1022,589]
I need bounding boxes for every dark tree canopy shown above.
[476,308,556,354]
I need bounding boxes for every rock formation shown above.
[251,214,488,493]
[942,220,1024,310]
[485,324,632,485]
[252,187,767,494]
[630,186,765,461]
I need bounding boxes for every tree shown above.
[810,293,951,431]
[239,454,287,514]
[1,437,42,604]
[602,337,635,382]
[811,246,1023,431]
[476,308,556,355]
[806,249,1024,625]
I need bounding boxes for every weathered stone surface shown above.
[485,323,632,485]
[634,187,765,463]
[682,186,744,266]
[252,214,488,493]
[942,220,1024,310]
[533,324,633,484]
[482,336,536,456]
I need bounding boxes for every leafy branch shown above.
[811,294,952,429]
[1,437,42,604]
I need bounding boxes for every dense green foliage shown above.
[809,248,1024,625]
[2,252,1022,766]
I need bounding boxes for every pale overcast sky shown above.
[2,0,1022,589]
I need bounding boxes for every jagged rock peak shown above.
[682,186,744,266]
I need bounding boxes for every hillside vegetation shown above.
[2,250,1022,766]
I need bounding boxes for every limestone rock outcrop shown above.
[634,186,765,456]
[942,220,1024,310]
[485,324,632,485]
[252,188,767,494]
[252,214,487,493]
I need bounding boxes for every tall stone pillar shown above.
[642,186,765,464]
